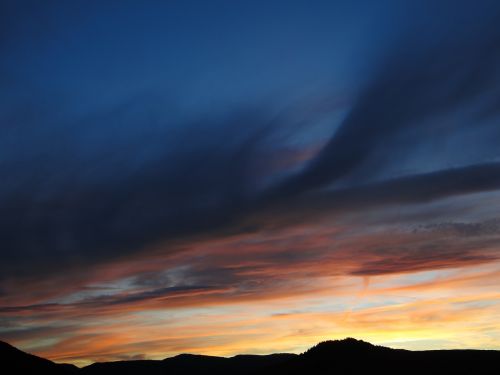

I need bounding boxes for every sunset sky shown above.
[2,0,500,367]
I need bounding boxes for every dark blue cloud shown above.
[1,0,500,281]
[273,1,500,196]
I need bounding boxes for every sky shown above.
[1,0,500,366]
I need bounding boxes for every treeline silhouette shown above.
[1,337,499,374]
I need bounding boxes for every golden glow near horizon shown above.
[22,262,500,367]
[2,192,500,366]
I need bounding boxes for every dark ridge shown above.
[2,338,500,375]
[81,352,296,375]
[82,360,159,375]
[0,340,78,374]
[304,337,381,355]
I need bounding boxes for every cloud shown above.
[2,198,500,319]
[2,1,500,362]
[2,3,500,283]
[272,6,500,197]
[416,218,500,238]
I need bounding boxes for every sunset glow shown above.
[2,0,500,366]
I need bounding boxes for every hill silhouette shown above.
[1,338,499,374]
[0,340,78,374]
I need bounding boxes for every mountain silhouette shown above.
[82,352,296,375]
[0,340,78,374]
[1,338,499,374]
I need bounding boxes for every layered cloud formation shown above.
[1,0,500,365]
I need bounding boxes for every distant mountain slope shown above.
[2,338,499,375]
[0,340,77,374]
[81,352,296,375]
